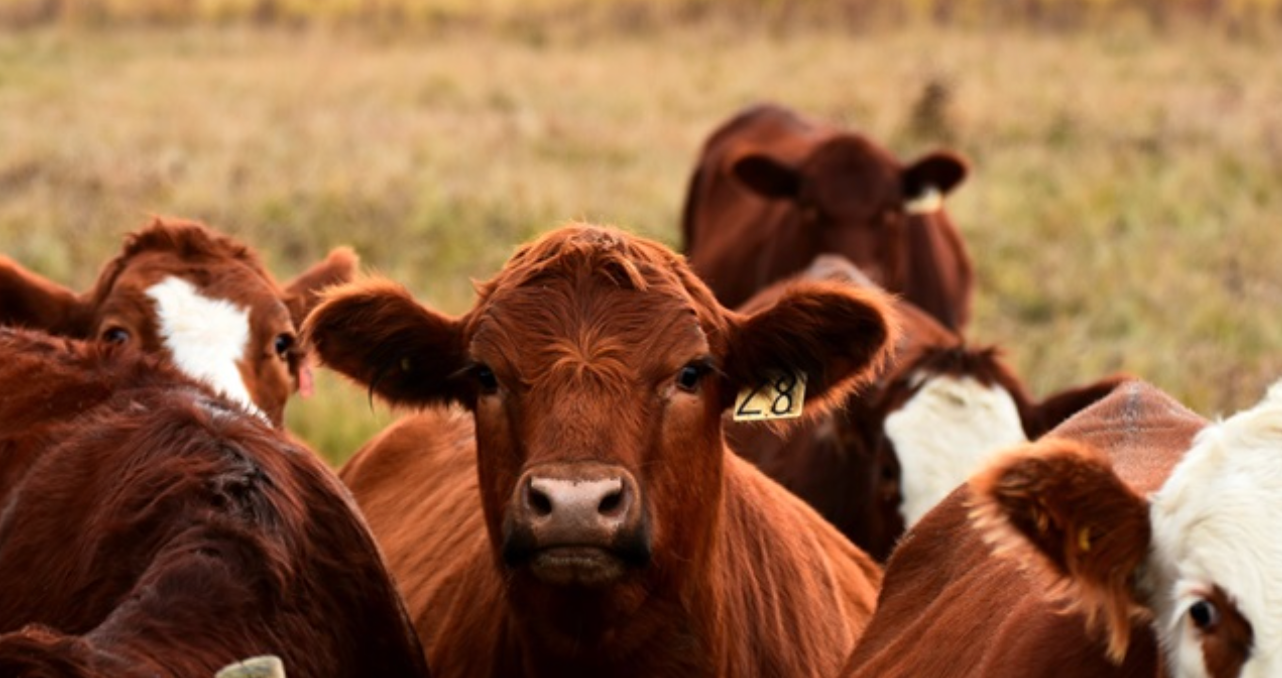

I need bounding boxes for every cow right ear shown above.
[0,256,90,335]
[969,438,1152,663]
[731,152,801,200]
[302,278,470,408]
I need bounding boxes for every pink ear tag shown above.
[299,362,316,399]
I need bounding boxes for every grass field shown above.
[2,19,1281,465]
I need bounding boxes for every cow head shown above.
[730,137,970,328]
[972,383,1282,677]
[306,224,894,641]
[0,217,357,426]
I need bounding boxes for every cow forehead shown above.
[885,373,1027,527]
[145,276,265,422]
[1149,400,1282,671]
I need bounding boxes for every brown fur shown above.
[0,216,356,426]
[682,102,973,330]
[307,223,892,677]
[0,328,429,678]
[840,381,1205,677]
[727,256,1127,561]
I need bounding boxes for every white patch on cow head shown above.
[904,185,944,215]
[885,373,1027,527]
[145,276,263,420]
[1145,383,1282,678]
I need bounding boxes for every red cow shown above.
[682,102,973,330]
[0,216,355,427]
[305,223,894,677]
[0,328,430,678]
[840,380,1212,677]
[727,255,1126,560]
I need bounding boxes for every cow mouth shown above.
[527,545,632,587]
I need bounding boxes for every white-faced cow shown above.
[305,223,896,677]
[727,254,1126,560]
[0,216,355,426]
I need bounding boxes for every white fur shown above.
[1145,382,1282,677]
[146,276,263,420]
[886,373,1028,527]
[904,185,944,215]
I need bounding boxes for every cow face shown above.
[972,384,1282,678]
[306,224,894,626]
[0,218,356,426]
[730,138,967,322]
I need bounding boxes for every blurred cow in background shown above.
[0,217,356,427]
[728,254,1125,560]
[682,102,973,330]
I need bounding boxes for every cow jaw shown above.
[145,276,264,421]
[886,372,1027,526]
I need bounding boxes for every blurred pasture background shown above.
[2,0,1281,464]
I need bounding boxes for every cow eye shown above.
[676,363,706,393]
[273,334,295,359]
[1189,599,1220,631]
[474,364,499,394]
[101,327,130,344]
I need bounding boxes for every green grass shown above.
[3,21,1281,464]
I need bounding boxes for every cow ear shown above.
[302,278,470,408]
[903,151,968,198]
[284,246,360,329]
[1026,374,1132,438]
[0,256,91,335]
[969,438,1151,663]
[721,281,896,419]
[731,152,801,199]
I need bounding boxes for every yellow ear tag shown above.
[904,185,944,215]
[734,372,806,422]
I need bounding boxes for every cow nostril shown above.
[598,487,624,516]
[528,485,553,517]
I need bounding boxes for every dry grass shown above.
[2,20,1280,464]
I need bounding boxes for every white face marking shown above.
[145,276,264,420]
[904,185,944,215]
[1145,382,1282,678]
[885,373,1027,527]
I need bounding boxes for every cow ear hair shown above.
[731,152,802,199]
[302,278,470,408]
[968,438,1151,664]
[721,281,897,421]
[0,256,92,336]
[284,246,360,329]
[903,151,968,198]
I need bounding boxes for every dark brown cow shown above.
[682,102,973,330]
[0,328,430,678]
[727,255,1126,561]
[0,216,356,427]
[305,223,894,677]
[840,380,1214,678]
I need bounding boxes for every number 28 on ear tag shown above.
[734,372,807,422]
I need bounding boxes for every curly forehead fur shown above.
[470,223,730,340]
[90,217,270,298]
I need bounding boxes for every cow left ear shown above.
[731,152,802,200]
[903,151,968,198]
[284,246,360,329]
[721,281,896,418]
[969,438,1151,663]
[0,256,92,336]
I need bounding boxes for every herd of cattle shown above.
[0,101,1276,678]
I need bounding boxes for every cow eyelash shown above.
[461,362,500,395]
